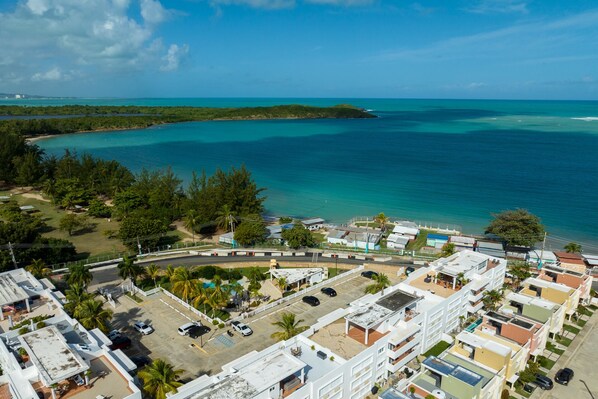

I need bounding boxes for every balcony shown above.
[389,333,418,352]
[387,349,417,373]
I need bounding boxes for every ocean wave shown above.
[571,117,598,121]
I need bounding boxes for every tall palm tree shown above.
[215,204,237,232]
[165,264,176,281]
[482,290,504,311]
[184,209,201,243]
[564,242,582,254]
[75,299,113,332]
[117,256,146,288]
[208,275,229,315]
[192,284,210,309]
[138,359,184,399]
[271,312,308,341]
[276,277,287,293]
[364,273,391,295]
[146,264,162,287]
[67,264,93,287]
[26,259,52,279]
[373,212,389,231]
[509,262,532,289]
[65,283,93,315]
[171,267,197,302]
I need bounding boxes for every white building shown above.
[268,268,326,289]
[391,222,419,240]
[301,218,325,231]
[450,235,476,251]
[171,251,507,399]
[386,234,410,250]
[0,269,140,399]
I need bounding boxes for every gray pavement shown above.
[110,271,405,381]
[535,310,598,399]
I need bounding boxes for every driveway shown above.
[109,270,404,380]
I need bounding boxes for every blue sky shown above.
[1,0,598,99]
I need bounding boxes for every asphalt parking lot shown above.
[110,269,404,379]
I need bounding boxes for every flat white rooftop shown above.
[456,331,511,357]
[240,351,305,390]
[507,292,558,310]
[429,250,493,277]
[19,325,89,385]
[528,250,557,262]
[524,277,572,293]
[268,268,323,285]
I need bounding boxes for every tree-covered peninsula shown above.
[0,104,375,137]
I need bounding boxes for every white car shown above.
[178,322,200,336]
[73,374,85,386]
[231,321,253,336]
[133,321,154,335]
[75,344,91,351]
[107,330,121,341]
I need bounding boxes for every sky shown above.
[1,0,598,99]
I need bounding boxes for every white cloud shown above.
[0,0,186,88]
[467,0,529,15]
[210,0,296,9]
[31,67,63,81]
[160,44,189,71]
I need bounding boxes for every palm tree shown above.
[509,261,532,289]
[171,267,197,302]
[276,277,287,293]
[271,312,309,341]
[184,209,201,243]
[482,289,504,311]
[227,280,244,308]
[146,264,162,287]
[65,283,93,315]
[364,273,391,295]
[215,204,237,232]
[439,243,456,258]
[373,212,389,231]
[117,255,146,288]
[192,283,210,309]
[75,299,113,332]
[138,359,184,399]
[165,264,176,281]
[564,242,582,254]
[26,259,52,279]
[206,275,229,317]
[67,264,93,287]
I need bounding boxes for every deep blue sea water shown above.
[7,98,597,250]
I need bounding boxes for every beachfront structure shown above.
[526,250,557,266]
[386,234,410,250]
[0,270,140,399]
[408,353,505,399]
[553,251,587,273]
[171,251,507,399]
[480,311,549,358]
[326,228,382,251]
[476,241,505,258]
[501,292,566,338]
[537,263,593,304]
[426,234,449,249]
[450,236,476,251]
[301,218,325,231]
[268,268,325,289]
[519,277,580,318]
[391,222,419,240]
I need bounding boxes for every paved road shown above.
[90,254,414,285]
[536,311,598,399]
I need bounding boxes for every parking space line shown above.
[159,298,194,323]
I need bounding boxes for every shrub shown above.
[249,301,261,307]
[311,345,315,351]
[330,356,335,361]
[19,327,29,335]
[212,319,219,326]
[88,200,112,218]
[501,389,510,399]
[279,217,293,224]
[17,347,28,356]
[36,321,46,329]
[219,323,225,329]
[195,266,219,279]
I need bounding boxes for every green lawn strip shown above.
[546,342,564,355]
[515,386,532,398]
[563,324,581,335]
[589,304,598,311]
[556,336,572,347]
[125,292,143,303]
[423,341,451,357]
[406,229,433,251]
[576,319,587,328]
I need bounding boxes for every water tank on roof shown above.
[432,389,446,399]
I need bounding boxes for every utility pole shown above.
[538,232,547,270]
[8,242,18,270]
[137,236,142,255]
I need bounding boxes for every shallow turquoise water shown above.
[25,98,598,250]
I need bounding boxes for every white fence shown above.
[230,265,364,323]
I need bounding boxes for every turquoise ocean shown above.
[5,98,598,250]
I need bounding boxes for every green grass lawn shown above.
[311,232,327,244]
[589,304,598,311]
[563,324,581,335]
[423,341,451,357]
[556,336,573,347]
[538,356,556,370]
[406,229,433,251]
[577,319,587,328]
[515,386,532,398]
[546,342,564,355]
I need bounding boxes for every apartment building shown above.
[480,311,549,358]
[519,277,580,317]
[502,292,565,337]
[0,269,140,399]
[538,264,593,304]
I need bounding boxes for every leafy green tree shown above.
[171,267,197,302]
[74,299,113,332]
[87,200,112,218]
[184,209,201,243]
[138,359,184,399]
[364,273,391,294]
[276,277,287,293]
[25,259,51,279]
[271,312,308,341]
[233,218,268,247]
[564,242,582,254]
[215,204,237,232]
[118,212,169,251]
[67,264,93,287]
[59,213,91,236]
[0,132,28,183]
[485,209,544,247]
[13,149,44,186]
[482,289,504,311]
[439,243,456,258]
[281,224,315,249]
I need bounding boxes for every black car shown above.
[302,296,320,306]
[555,368,574,385]
[130,355,151,368]
[109,335,132,351]
[188,325,211,339]
[321,287,337,297]
[534,374,554,390]
[361,271,379,279]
